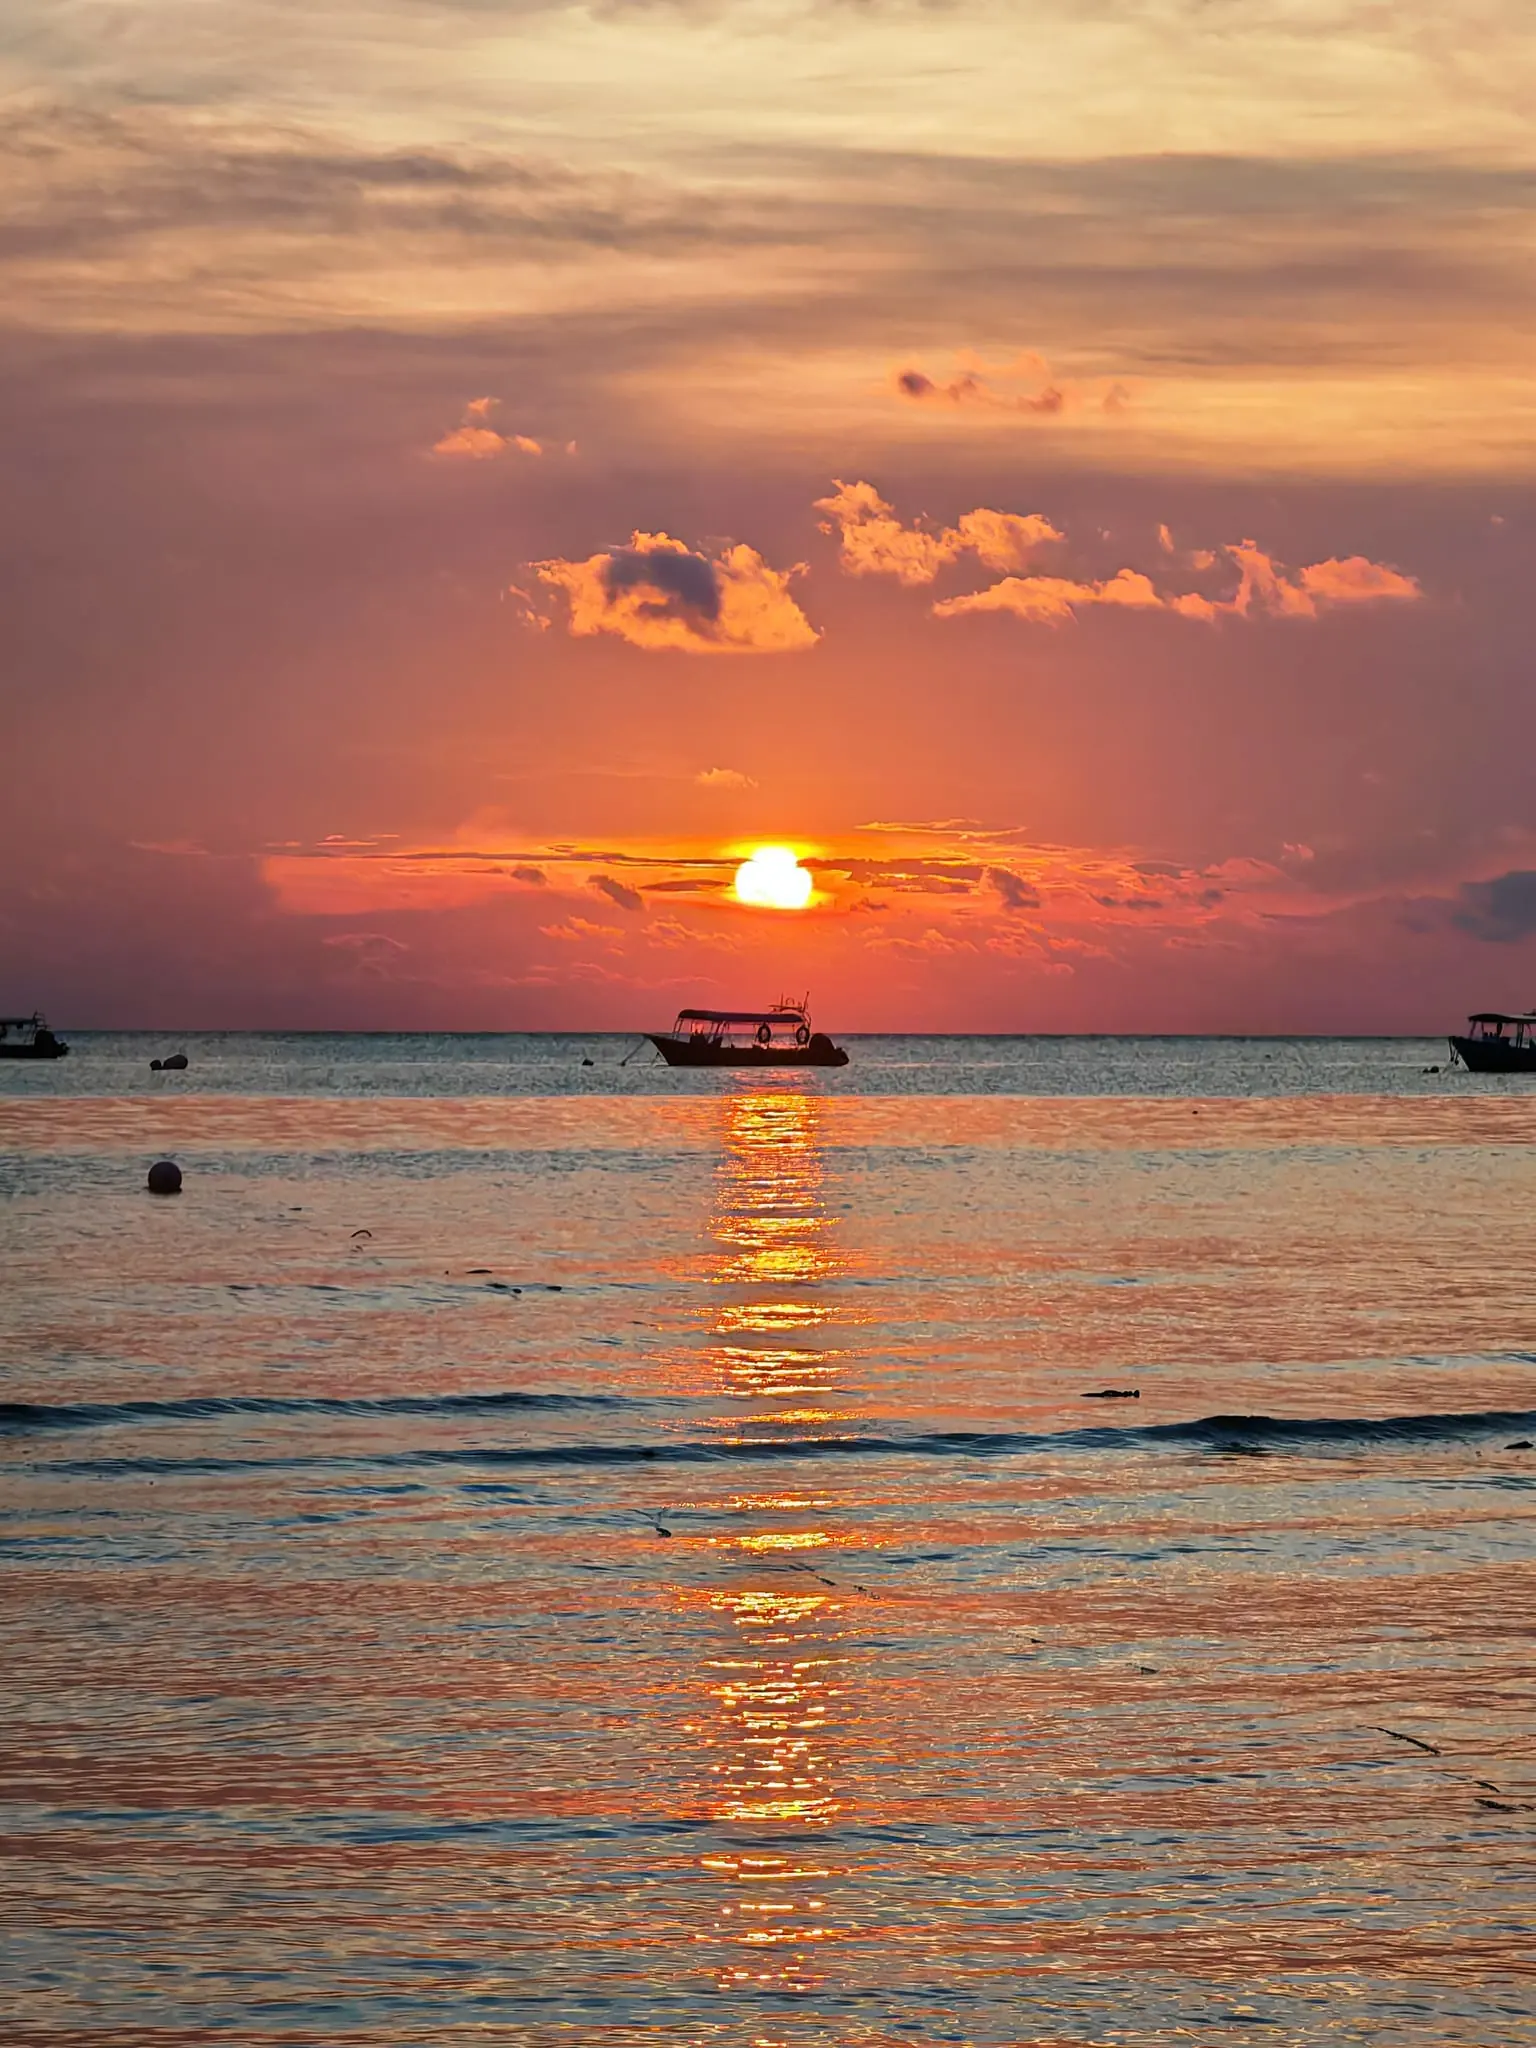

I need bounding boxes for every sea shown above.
[2,1035,1533,2047]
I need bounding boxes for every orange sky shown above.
[3,1,1536,1027]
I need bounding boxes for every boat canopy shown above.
[676,1007,806,1025]
[1467,1012,1536,1025]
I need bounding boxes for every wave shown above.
[0,1389,638,1434]
[1149,1409,1536,1451]
[17,1406,1536,1479]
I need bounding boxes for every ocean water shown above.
[2,1037,1533,2047]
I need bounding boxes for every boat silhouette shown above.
[0,1013,69,1061]
[1449,1011,1536,1072]
[648,998,848,1068]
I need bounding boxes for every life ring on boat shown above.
[756,1022,773,1046]
[794,1025,810,1046]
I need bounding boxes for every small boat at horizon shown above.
[0,1013,70,1061]
[648,998,849,1068]
[1448,1011,1536,1072]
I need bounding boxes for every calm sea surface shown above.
[2,1037,1533,2046]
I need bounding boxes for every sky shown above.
[4,0,1536,1031]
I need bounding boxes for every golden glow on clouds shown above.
[819,481,1422,623]
[735,846,813,910]
[532,533,818,656]
[5,9,1533,472]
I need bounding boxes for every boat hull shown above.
[1450,1035,1536,1073]
[649,1035,848,1068]
[0,1042,69,1060]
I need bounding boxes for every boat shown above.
[648,998,849,1068]
[0,1012,70,1060]
[1448,1012,1536,1072]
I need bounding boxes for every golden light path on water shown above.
[689,1095,855,2005]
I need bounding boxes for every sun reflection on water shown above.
[683,1092,862,1999]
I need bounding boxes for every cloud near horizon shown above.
[534,532,819,654]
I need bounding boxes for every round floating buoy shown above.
[808,1033,833,1057]
[149,1060,163,1071]
[147,1160,182,1195]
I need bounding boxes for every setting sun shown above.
[734,845,813,910]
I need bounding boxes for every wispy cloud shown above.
[589,873,644,911]
[893,353,1128,418]
[935,568,1183,624]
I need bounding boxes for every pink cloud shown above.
[814,480,963,585]
[534,531,818,655]
[1225,540,1421,619]
[950,507,1065,572]
[431,398,545,460]
[935,567,1169,625]
[825,484,1422,628]
[539,917,622,942]
[815,480,1060,586]
[1298,555,1421,606]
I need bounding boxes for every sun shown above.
[734,845,813,909]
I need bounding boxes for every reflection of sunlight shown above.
[683,1096,860,2000]
[697,1586,848,1993]
[716,1300,836,1335]
[705,1409,854,1435]
[726,1494,825,1513]
[713,1343,839,1399]
[708,1093,841,1299]
[701,1589,842,1830]
[702,1092,854,1413]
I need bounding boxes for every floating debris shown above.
[1371,1726,1442,1756]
